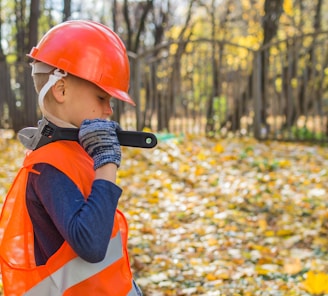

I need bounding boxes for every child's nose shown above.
[103,99,113,116]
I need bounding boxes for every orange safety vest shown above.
[0,141,140,295]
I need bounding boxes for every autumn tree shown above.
[0,0,327,137]
[0,0,41,131]
[216,0,284,134]
[114,0,185,129]
[201,0,234,133]
[282,0,325,129]
[259,0,284,130]
[0,0,13,128]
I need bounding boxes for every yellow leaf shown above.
[313,236,328,247]
[302,271,328,294]
[206,273,217,281]
[255,266,270,275]
[142,127,152,132]
[283,0,293,16]
[221,155,237,161]
[195,166,205,176]
[132,247,144,255]
[213,143,224,153]
[197,151,206,161]
[276,229,294,237]
[264,230,275,237]
[258,218,267,231]
[216,271,230,280]
[179,163,190,173]
[208,238,218,246]
[283,258,303,275]
[278,159,291,168]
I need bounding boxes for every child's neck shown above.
[43,111,77,128]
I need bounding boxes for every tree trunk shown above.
[205,0,231,134]
[27,0,39,52]
[63,0,71,21]
[260,0,284,129]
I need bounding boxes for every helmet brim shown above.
[105,87,136,106]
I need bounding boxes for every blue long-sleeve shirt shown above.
[26,163,122,265]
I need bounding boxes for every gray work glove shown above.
[78,119,122,169]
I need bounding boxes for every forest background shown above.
[1,0,328,141]
[1,0,328,295]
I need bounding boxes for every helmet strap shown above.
[38,69,76,128]
[38,69,68,112]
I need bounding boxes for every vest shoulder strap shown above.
[24,141,94,196]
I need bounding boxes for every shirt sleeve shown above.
[26,163,122,263]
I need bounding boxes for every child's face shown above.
[56,75,113,127]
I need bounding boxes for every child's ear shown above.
[51,79,66,103]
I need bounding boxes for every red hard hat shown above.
[28,20,135,106]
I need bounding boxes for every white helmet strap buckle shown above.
[38,69,68,111]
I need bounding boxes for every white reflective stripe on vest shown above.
[24,231,123,295]
[128,281,143,296]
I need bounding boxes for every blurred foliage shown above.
[1,131,328,295]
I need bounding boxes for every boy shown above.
[0,20,142,295]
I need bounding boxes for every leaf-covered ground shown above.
[1,131,328,295]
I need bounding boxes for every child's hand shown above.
[78,119,122,169]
